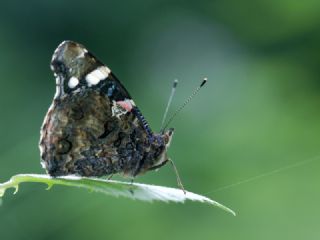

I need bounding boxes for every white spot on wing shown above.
[85,66,111,86]
[54,76,64,99]
[100,66,111,75]
[68,77,79,88]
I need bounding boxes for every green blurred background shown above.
[1,0,320,239]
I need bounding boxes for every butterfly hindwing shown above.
[40,41,169,178]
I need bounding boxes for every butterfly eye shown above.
[56,139,72,154]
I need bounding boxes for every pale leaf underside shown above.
[0,174,235,216]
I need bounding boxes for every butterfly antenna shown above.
[161,77,207,132]
[160,79,178,133]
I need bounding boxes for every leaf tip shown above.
[230,210,237,216]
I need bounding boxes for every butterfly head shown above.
[146,128,174,172]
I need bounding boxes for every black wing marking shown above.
[100,72,132,101]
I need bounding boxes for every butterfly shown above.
[39,41,206,190]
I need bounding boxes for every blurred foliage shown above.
[1,0,320,240]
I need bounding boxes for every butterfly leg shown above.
[107,174,114,180]
[128,178,135,195]
[148,159,186,194]
[168,159,186,194]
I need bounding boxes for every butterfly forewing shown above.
[39,41,171,178]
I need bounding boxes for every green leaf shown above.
[0,174,235,216]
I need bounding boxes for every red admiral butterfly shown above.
[39,41,206,191]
